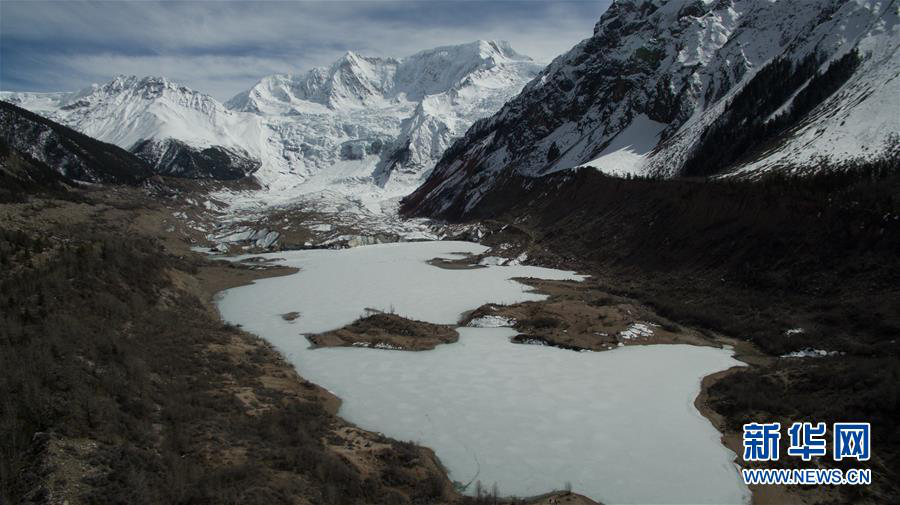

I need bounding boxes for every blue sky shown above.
[1,1,611,100]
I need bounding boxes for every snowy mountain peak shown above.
[336,50,395,67]
[227,52,396,112]
[482,39,532,61]
[86,75,187,99]
[61,74,226,117]
[35,74,240,152]
[228,40,538,113]
[406,39,532,65]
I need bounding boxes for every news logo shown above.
[741,421,872,486]
[787,422,827,461]
[742,421,870,462]
[833,423,871,461]
[742,422,781,462]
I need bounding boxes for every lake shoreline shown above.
[214,241,750,504]
[203,249,599,504]
[445,246,785,505]
[465,272,775,504]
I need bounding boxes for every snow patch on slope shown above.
[578,115,668,176]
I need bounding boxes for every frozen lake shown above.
[216,241,750,504]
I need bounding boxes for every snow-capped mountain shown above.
[228,41,534,112]
[403,0,900,218]
[2,76,264,179]
[225,40,543,202]
[2,40,542,197]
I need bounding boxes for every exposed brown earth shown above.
[427,254,485,270]
[463,278,718,352]
[308,312,459,351]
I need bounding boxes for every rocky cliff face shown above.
[402,0,899,219]
[131,138,260,180]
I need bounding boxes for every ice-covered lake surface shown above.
[216,241,750,504]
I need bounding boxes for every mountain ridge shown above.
[227,40,532,113]
[402,0,900,219]
[1,40,542,199]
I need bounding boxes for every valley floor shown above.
[4,164,899,504]
[0,183,593,505]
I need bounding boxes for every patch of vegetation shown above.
[683,50,861,176]
[708,357,900,501]
[0,140,83,204]
[519,316,562,330]
[0,219,450,504]
[308,313,458,351]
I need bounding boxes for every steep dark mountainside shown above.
[132,138,261,180]
[0,141,73,202]
[0,101,152,184]
[403,0,899,219]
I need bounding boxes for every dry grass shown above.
[308,313,459,351]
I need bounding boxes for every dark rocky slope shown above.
[0,100,152,185]
[131,138,260,180]
[403,0,898,219]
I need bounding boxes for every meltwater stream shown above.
[216,241,750,504]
